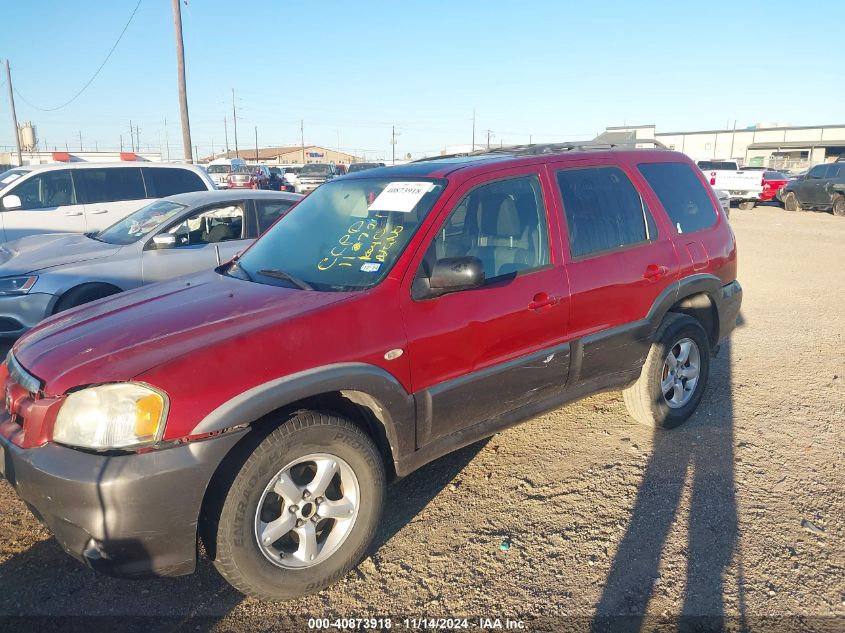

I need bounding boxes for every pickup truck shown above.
[696,160,763,210]
[296,163,338,194]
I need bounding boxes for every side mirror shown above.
[413,256,484,299]
[152,234,177,249]
[2,195,22,211]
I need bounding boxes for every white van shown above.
[0,162,216,243]
[205,158,247,189]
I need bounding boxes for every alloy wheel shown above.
[661,337,701,409]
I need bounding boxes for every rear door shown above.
[0,169,86,241]
[551,159,680,383]
[76,166,148,230]
[400,167,571,447]
[141,199,250,283]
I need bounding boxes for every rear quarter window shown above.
[77,167,146,204]
[638,162,718,235]
[143,167,206,197]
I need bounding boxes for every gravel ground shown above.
[0,204,842,632]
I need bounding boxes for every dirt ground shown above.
[0,204,842,632]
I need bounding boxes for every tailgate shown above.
[706,170,763,194]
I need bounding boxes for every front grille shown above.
[6,353,42,394]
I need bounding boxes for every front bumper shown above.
[0,292,54,338]
[0,430,244,577]
[717,280,743,342]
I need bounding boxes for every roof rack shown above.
[413,139,669,162]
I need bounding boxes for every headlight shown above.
[53,383,168,450]
[0,276,37,295]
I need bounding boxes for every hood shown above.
[0,233,122,273]
[13,270,352,395]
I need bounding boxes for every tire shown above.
[783,192,801,212]
[53,283,120,314]
[832,195,845,217]
[210,411,385,600]
[623,313,711,429]
[737,201,755,211]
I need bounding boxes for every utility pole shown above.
[300,119,305,163]
[164,118,170,161]
[390,126,400,165]
[472,108,476,151]
[120,134,124,151]
[78,131,83,152]
[224,117,230,155]
[129,120,134,151]
[254,126,258,162]
[232,89,239,158]
[5,60,22,165]
[485,129,494,150]
[172,0,193,162]
[135,125,140,153]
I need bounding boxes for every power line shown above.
[13,0,143,112]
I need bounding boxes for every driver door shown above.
[141,200,250,283]
[0,169,86,242]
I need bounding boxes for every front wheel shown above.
[210,411,385,600]
[623,313,711,429]
[783,192,801,212]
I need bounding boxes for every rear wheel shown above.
[623,313,711,429]
[832,195,845,217]
[210,411,385,600]
[53,283,121,314]
[783,192,801,212]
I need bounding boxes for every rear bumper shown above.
[0,430,244,577]
[716,280,743,342]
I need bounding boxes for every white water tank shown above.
[18,122,37,151]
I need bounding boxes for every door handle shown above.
[89,209,109,214]
[63,210,83,216]
[643,264,669,281]
[528,292,558,311]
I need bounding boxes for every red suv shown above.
[0,144,741,600]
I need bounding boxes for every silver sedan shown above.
[0,189,302,337]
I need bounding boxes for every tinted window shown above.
[142,167,206,197]
[763,171,788,180]
[639,162,718,235]
[424,175,550,281]
[78,167,145,204]
[162,202,245,246]
[697,161,737,171]
[10,170,76,209]
[557,167,656,258]
[807,165,827,179]
[256,199,295,233]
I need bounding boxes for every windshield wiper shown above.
[257,268,313,291]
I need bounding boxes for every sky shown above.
[2,0,843,162]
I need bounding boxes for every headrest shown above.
[477,193,521,237]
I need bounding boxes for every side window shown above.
[638,162,718,235]
[11,170,76,209]
[556,166,657,258]
[807,165,827,179]
[164,202,245,246]
[77,168,145,203]
[255,200,294,233]
[425,174,550,281]
[143,167,206,197]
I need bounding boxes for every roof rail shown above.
[413,139,669,162]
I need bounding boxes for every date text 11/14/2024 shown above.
[307,617,527,630]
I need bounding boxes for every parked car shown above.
[0,190,301,338]
[779,162,845,216]
[228,165,270,190]
[296,163,338,194]
[282,166,302,188]
[205,158,247,189]
[268,167,295,192]
[696,160,762,210]
[0,145,741,600]
[346,162,386,174]
[0,162,216,243]
[714,188,730,218]
[759,170,789,202]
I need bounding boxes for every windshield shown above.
[300,164,331,176]
[207,165,231,174]
[347,163,380,173]
[234,178,446,291]
[0,168,30,189]
[95,200,187,245]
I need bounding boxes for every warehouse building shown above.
[205,145,361,166]
[596,123,845,170]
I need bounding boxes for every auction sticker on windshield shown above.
[368,181,435,212]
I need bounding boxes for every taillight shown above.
[710,177,716,185]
